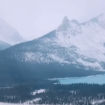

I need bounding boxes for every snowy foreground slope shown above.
[0,17,24,45]
[0,100,105,105]
[0,103,23,105]
[1,14,105,71]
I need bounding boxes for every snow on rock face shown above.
[23,89,46,104]
[2,14,105,71]
[50,14,105,70]
[0,17,24,45]
[21,14,105,70]
[57,16,79,31]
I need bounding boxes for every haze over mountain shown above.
[0,40,11,50]
[0,14,105,82]
[0,17,24,45]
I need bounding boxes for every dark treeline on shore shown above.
[0,79,105,105]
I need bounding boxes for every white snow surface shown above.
[0,102,66,105]
[0,103,27,105]
[91,99,105,105]
[0,99,105,105]
[55,14,105,70]
[32,89,46,95]
[24,98,42,104]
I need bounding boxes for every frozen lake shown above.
[58,75,105,84]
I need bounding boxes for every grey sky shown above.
[0,0,105,40]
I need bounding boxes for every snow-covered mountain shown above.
[0,17,24,45]
[0,14,105,74]
[54,14,105,70]
[0,40,11,50]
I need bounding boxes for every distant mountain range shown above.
[0,14,105,83]
[0,16,24,50]
[0,40,11,50]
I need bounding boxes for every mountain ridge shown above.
[0,14,105,82]
[1,14,105,70]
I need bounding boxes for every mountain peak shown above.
[1,13,105,72]
[57,16,69,31]
[62,16,69,24]
[57,16,79,31]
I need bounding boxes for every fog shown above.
[0,0,105,40]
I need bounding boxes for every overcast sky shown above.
[0,0,105,40]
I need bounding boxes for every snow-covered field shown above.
[0,100,105,105]
[32,89,46,95]
[0,103,26,105]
